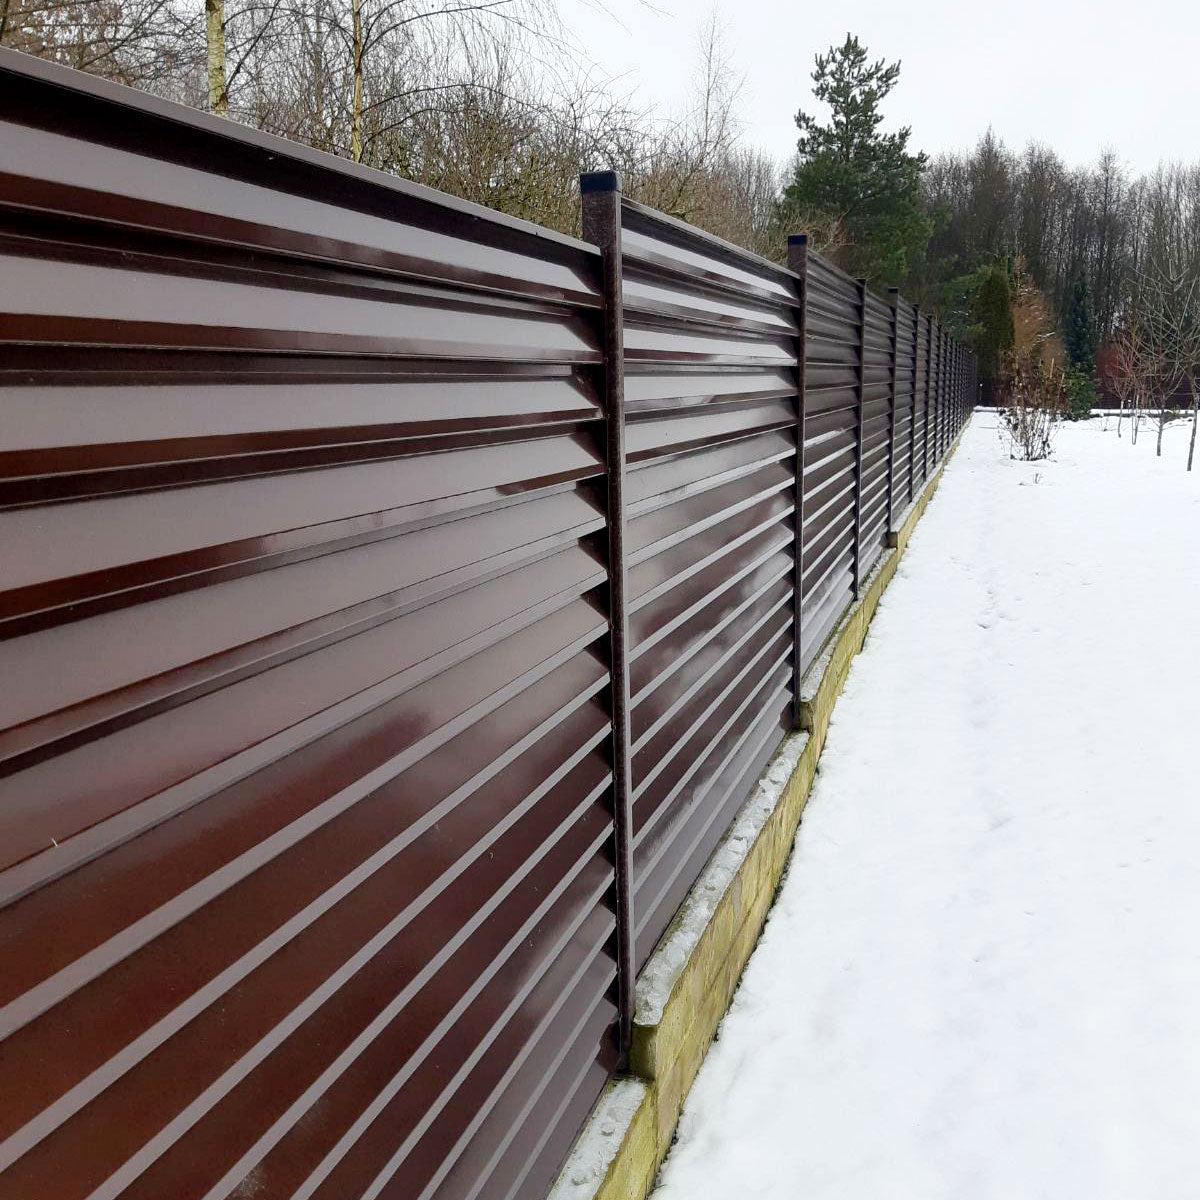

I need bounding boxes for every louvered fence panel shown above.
[0,51,617,1200]
[616,199,798,968]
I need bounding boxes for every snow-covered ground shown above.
[652,414,1200,1200]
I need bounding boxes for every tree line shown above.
[0,0,795,253]
[4,5,1199,447]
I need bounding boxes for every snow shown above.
[635,729,810,1027]
[652,414,1200,1200]
[548,1079,648,1200]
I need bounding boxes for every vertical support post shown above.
[909,304,919,504]
[580,169,634,1061]
[885,287,899,535]
[852,277,867,598]
[787,234,808,723]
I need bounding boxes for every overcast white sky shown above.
[563,0,1198,175]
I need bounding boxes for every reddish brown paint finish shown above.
[0,46,974,1200]
[0,47,616,1200]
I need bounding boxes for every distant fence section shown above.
[0,49,975,1200]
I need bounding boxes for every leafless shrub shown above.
[1001,351,1063,461]
[1108,319,1146,440]
[1,2,814,263]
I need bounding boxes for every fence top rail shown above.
[618,192,802,291]
[805,246,863,292]
[0,45,600,265]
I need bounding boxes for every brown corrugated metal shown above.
[0,47,976,1200]
[800,254,859,671]
[892,298,918,509]
[616,197,797,967]
[919,314,934,484]
[859,290,894,576]
[0,48,616,1200]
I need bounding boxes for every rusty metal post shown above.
[885,287,899,535]
[580,169,635,1061]
[787,234,808,724]
[852,277,867,598]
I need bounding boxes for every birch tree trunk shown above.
[206,0,227,115]
[350,0,363,163]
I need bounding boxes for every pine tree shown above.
[779,34,929,286]
[1064,277,1094,370]
[971,263,1015,386]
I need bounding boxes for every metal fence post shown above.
[580,169,635,1061]
[787,234,808,725]
[885,287,899,535]
[852,277,867,598]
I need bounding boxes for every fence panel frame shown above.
[580,170,636,1061]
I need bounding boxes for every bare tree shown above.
[3,0,805,265]
[1134,260,1196,457]
[1109,318,1146,441]
[2,0,191,85]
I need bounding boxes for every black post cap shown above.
[580,170,622,194]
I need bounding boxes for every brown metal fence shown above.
[0,49,975,1200]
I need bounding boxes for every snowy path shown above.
[652,415,1200,1200]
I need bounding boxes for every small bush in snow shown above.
[1001,354,1063,461]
